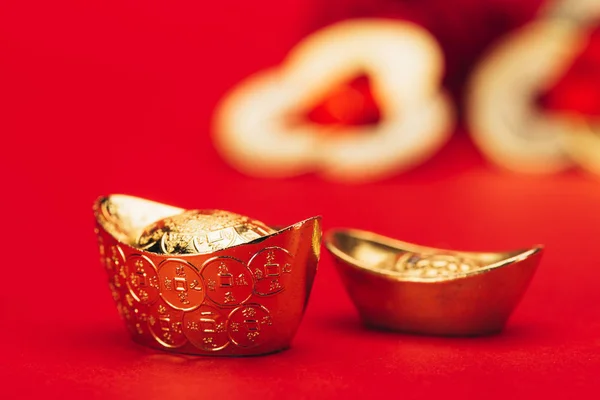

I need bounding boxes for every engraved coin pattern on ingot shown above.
[117,295,150,337]
[126,255,160,304]
[228,304,273,348]
[95,228,106,265]
[249,247,294,296]
[201,257,253,306]
[193,226,241,254]
[182,305,230,352]
[106,244,128,290]
[108,282,121,302]
[394,252,480,278]
[158,259,205,311]
[147,300,187,348]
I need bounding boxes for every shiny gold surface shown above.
[94,194,321,356]
[138,209,275,254]
[325,229,543,336]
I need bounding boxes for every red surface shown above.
[1,1,600,399]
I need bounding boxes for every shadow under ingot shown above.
[325,229,543,336]
[94,194,321,356]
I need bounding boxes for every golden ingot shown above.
[94,194,321,356]
[325,229,543,336]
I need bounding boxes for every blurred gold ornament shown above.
[467,0,600,174]
[564,118,600,175]
[213,18,453,183]
[325,229,543,336]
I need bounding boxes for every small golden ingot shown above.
[94,194,321,356]
[325,229,543,336]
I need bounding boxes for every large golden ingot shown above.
[94,194,321,356]
[325,229,543,336]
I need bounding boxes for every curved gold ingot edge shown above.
[93,194,321,356]
[324,229,543,336]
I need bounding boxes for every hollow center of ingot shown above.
[137,210,276,254]
[393,252,480,279]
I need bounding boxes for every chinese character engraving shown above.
[264,251,280,277]
[207,278,216,291]
[138,289,149,302]
[224,291,236,304]
[203,337,217,348]
[189,279,202,291]
[164,277,173,291]
[235,273,248,286]
[269,279,282,292]
[215,322,226,333]
[177,291,190,305]
[218,263,233,287]
[242,307,256,318]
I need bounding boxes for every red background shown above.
[1,1,599,398]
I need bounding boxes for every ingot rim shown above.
[94,194,322,256]
[324,228,543,283]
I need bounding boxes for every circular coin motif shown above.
[248,247,294,296]
[126,255,160,304]
[201,257,253,306]
[193,226,238,254]
[147,300,187,349]
[182,305,230,352]
[157,259,205,311]
[117,300,150,337]
[227,304,273,348]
